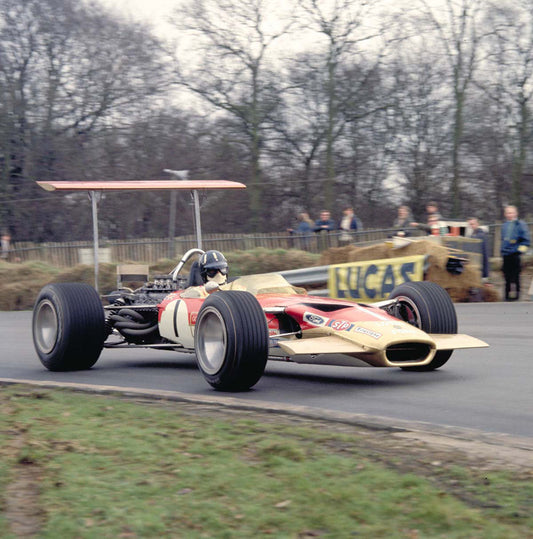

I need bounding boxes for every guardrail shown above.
[279,265,329,287]
[279,266,330,296]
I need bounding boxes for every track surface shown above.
[1,303,531,438]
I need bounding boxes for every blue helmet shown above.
[199,250,228,283]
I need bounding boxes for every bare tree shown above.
[387,44,451,217]
[479,1,533,213]
[418,0,485,217]
[174,0,292,231]
[297,0,384,210]
[0,0,169,240]
[268,52,329,213]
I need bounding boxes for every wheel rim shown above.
[34,300,59,354]
[196,308,227,375]
[395,296,422,328]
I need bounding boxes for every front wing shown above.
[275,332,488,369]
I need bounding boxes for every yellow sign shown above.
[328,255,426,302]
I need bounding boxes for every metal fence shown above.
[3,222,531,267]
[5,229,413,267]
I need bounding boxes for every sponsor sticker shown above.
[329,255,425,302]
[327,319,354,331]
[303,312,328,326]
[354,326,382,339]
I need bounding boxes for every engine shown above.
[104,274,185,346]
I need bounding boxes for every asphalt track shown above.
[0,303,532,442]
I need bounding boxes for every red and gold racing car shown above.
[32,249,488,391]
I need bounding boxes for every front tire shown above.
[32,283,105,371]
[194,291,268,391]
[389,281,457,371]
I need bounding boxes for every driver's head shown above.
[199,250,228,285]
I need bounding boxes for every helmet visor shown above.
[206,267,228,278]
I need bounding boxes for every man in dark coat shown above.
[500,205,530,300]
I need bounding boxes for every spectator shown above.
[1,230,11,260]
[500,205,530,301]
[425,201,441,220]
[466,217,489,281]
[338,206,360,244]
[314,209,336,250]
[288,212,314,249]
[392,205,413,237]
[410,213,448,236]
[314,210,336,233]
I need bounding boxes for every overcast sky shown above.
[98,0,177,21]
[94,0,451,42]
[94,0,185,38]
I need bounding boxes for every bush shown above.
[0,249,321,311]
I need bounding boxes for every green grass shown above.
[0,385,531,538]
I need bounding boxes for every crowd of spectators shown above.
[287,200,530,301]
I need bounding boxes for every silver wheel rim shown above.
[196,308,227,375]
[396,296,422,328]
[34,300,59,354]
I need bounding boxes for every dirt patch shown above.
[5,462,44,537]
[3,427,45,537]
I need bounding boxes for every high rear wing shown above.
[36,180,246,191]
[36,179,246,291]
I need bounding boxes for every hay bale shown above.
[321,239,484,302]
[481,284,500,302]
[320,246,359,265]
[425,258,480,302]
[321,239,452,266]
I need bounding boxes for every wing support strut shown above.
[37,179,246,292]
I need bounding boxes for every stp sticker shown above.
[327,319,354,331]
[303,312,328,326]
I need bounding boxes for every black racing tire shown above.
[389,281,457,371]
[32,283,106,371]
[194,291,268,391]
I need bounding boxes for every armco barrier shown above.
[279,266,329,286]
[279,266,330,296]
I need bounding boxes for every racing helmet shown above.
[199,250,228,284]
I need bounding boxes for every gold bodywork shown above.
[275,329,488,368]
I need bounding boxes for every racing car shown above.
[32,248,488,391]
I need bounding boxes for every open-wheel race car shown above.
[32,248,488,391]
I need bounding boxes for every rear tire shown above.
[32,283,105,371]
[389,281,457,371]
[194,291,268,391]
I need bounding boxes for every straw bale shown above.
[481,284,500,302]
[321,239,486,302]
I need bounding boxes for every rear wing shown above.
[36,180,245,191]
[37,179,246,291]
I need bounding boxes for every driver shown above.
[181,250,230,298]
[199,250,228,286]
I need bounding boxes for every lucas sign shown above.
[328,255,426,302]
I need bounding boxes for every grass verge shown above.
[0,385,531,538]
